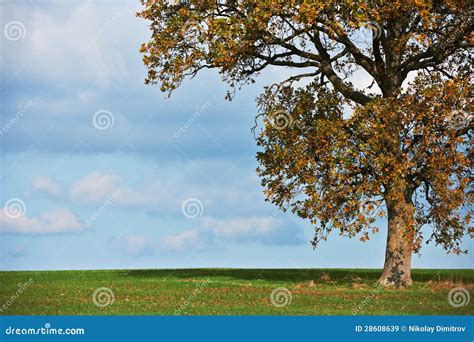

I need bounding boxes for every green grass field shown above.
[0,269,472,315]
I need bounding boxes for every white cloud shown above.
[69,172,122,202]
[159,215,305,253]
[117,234,154,256]
[161,230,209,253]
[39,208,83,233]
[4,2,135,87]
[68,172,151,207]
[31,176,62,196]
[0,208,84,234]
[202,216,305,245]
[202,217,272,239]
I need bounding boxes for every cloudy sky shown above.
[0,0,471,270]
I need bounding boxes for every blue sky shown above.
[0,0,471,270]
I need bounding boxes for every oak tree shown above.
[138,0,473,286]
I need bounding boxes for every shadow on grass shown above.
[124,268,474,284]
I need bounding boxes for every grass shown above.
[0,268,472,315]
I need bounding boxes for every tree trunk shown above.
[378,186,414,287]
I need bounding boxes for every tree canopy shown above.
[138,0,473,286]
